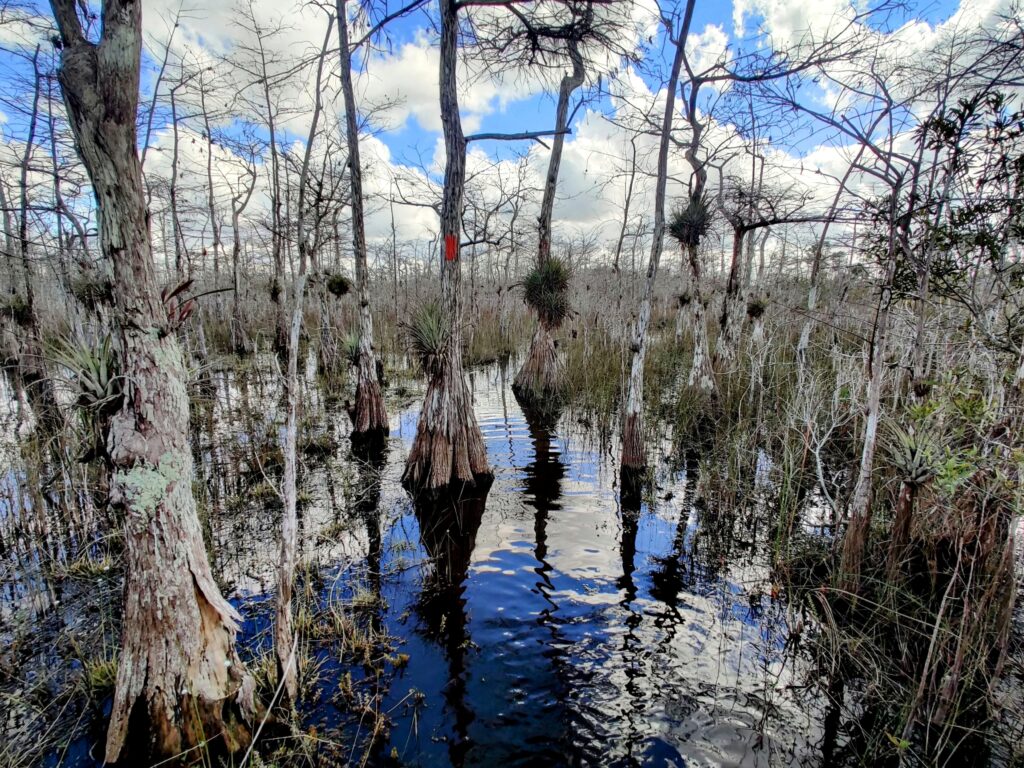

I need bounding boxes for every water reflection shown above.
[415,491,487,767]
[3,360,850,767]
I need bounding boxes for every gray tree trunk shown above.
[338,0,388,449]
[621,1,693,469]
[402,0,490,492]
[49,2,256,761]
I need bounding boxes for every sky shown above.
[0,0,1014,270]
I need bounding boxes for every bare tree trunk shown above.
[402,0,490,493]
[686,242,714,392]
[200,75,223,318]
[16,46,62,430]
[840,190,901,590]
[613,135,639,277]
[247,14,288,355]
[50,2,255,761]
[231,212,251,354]
[714,224,746,367]
[276,13,333,702]
[513,40,584,406]
[338,0,388,450]
[620,3,692,469]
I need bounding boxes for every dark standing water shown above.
[263,361,823,767]
[1,359,836,767]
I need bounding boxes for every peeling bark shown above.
[49,1,255,761]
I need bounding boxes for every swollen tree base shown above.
[512,322,564,410]
[104,337,257,764]
[350,348,389,457]
[402,353,491,495]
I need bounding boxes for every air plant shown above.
[402,300,449,374]
[69,276,113,311]
[51,333,121,415]
[50,333,122,461]
[522,257,571,326]
[668,194,713,249]
[886,424,937,487]
[1,293,31,326]
[326,273,352,298]
[343,333,361,367]
[746,297,767,320]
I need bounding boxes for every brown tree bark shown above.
[402,0,490,493]
[49,2,256,761]
[338,0,388,451]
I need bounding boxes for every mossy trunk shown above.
[51,3,255,761]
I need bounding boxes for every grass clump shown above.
[522,257,571,326]
[81,652,118,699]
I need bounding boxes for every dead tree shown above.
[277,11,334,702]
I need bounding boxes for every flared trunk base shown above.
[403,354,491,494]
[512,323,563,407]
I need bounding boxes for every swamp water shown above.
[0,357,1011,767]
